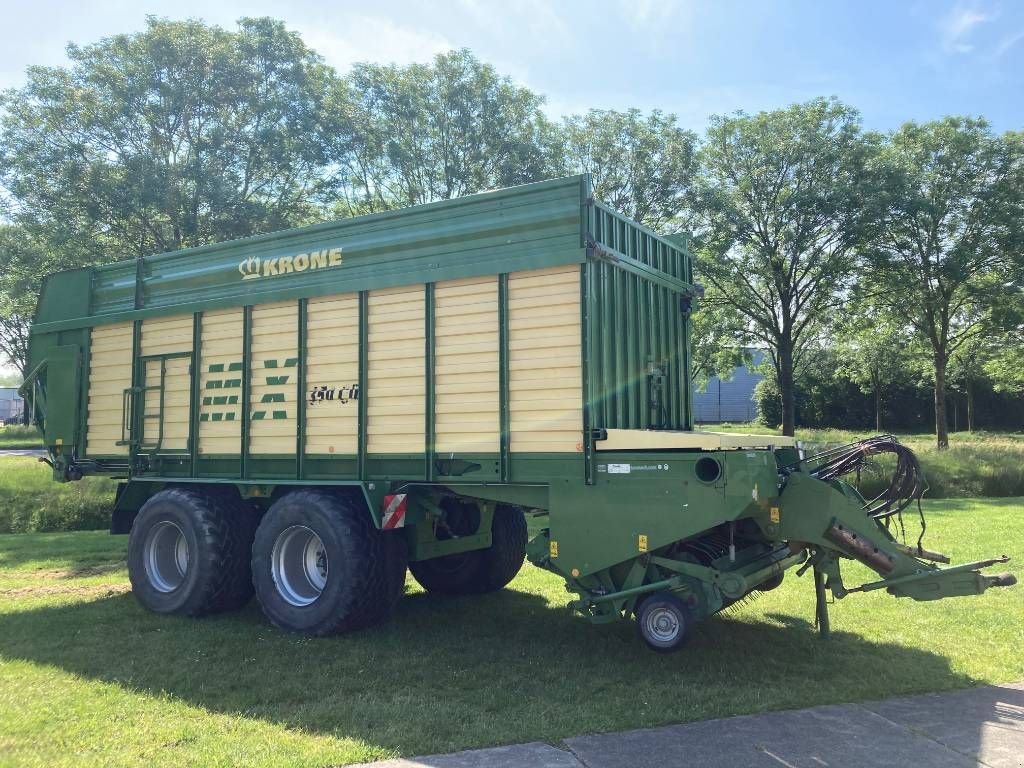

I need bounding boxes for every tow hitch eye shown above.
[988,573,1018,589]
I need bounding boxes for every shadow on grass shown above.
[0,580,981,758]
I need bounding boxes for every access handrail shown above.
[17,358,48,399]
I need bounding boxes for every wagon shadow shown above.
[0,582,984,757]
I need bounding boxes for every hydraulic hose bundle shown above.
[794,435,930,548]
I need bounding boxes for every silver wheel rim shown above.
[271,525,328,607]
[143,521,189,593]
[644,605,681,645]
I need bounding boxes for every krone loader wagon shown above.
[22,175,1014,651]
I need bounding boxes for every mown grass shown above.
[0,425,42,450]
[0,457,117,534]
[710,425,1024,498]
[0,498,1021,767]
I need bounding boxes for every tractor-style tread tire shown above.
[202,488,259,613]
[128,486,253,617]
[409,504,526,595]
[368,530,409,622]
[251,489,392,636]
[408,550,485,595]
[481,504,528,591]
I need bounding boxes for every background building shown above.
[693,350,764,424]
[0,387,25,424]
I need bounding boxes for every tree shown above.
[562,108,700,231]
[0,226,53,376]
[835,312,914,432]
[342,49,559,208]
[0,16,343,264]
[863,118,1023,448]
[696,98,871,436]
[689,287,749,392]
[984,336,1024,396]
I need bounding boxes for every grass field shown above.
[0,498,1021,767]
[0,425,42,450]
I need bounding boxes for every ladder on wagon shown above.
[119,351,192,454]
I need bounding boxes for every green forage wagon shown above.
[22,175,1014,651]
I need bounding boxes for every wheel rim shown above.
[644,605,681,645]
[271,525,328,607]
[143,521,189,593]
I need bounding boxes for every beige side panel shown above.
[250,302,299,455]
[508,266,582,453]
[140,314,192,451]
[306,293,359,455]
[198,309,243,455]
[434,276,499,454]
[368,285,425,454]
[86,322,134,456]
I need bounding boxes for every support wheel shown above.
[755,571,785,592]
[409,503,526,595]
[251,490,393,635]
[128,487,255,616]
[637,592,692,653]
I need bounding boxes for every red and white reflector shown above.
[381,493,408,530]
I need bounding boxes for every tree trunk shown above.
[778,341,796,437]
[966,379,974,433]
[933,354,949,450]
[875,386,882,432]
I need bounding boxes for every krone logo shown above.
[239,247,343,280]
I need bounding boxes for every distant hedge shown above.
[0,458,115,534]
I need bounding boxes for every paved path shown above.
[0,448,46,457]
[356,682,1024,768]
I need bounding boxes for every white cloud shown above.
[940,4,995,54]
[294,15,453,71]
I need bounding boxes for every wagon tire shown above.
[480,504,527,591]
[128,487,251,617]
[637,592,692,653]
[408,549,486,595]
[408,504,526,595]
[202,488,259,612]
[251,490,390,636]
[367,530,408,622]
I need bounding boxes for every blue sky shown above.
[1,0,1022,133]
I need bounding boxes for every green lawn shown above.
[1,498,1021,767]
[0,425,43,450]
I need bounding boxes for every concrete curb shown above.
[352,682,1024,767]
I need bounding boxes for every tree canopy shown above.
[0,17,341,261]
[862,117,1023,447]
[1,18,1021,442]
[695,98,871,436]
[339,49,560,211]
[562,108,699,231]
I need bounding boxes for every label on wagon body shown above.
[600,463,671,474]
